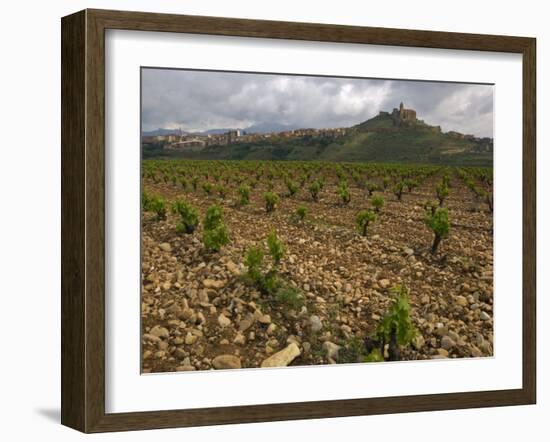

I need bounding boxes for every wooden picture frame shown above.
[61,8,536,433]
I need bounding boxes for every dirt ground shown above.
[140,162,493,373]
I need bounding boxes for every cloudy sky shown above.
[142,68,494,137]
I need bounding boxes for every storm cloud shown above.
[142,68,493,137]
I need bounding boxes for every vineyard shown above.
[141,159,494,373]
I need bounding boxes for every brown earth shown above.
[141,169,493,373]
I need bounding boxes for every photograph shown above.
[140,68,494,373]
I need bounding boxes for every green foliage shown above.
[371,195,384,213]
[393,181,404,201]
[337,181,351,205]
[202,205,229,252]
[274,287,304,311]
[436,180,449,206]
[364,348,384,363]
[191,176,199,191]
[425,207,450,254]
[404,178,418,193]
[171,200,199,234]
[382,176,391,190]
[264,191,279,213]
[267,230,284,266]
[216,184,228,199]
[148,195,167,220]
[237,183,250,206]
[141,191,152,212]
[337,336,365,364]
[365,182,379,196]
[202,181,213,195]
[375,284,417,348]
[244,246,264,283]
[308,180,321,201]
[295,205,308,221]
[356,210,376,237]
[285,179,299,197]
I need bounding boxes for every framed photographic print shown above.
[61,9,536,433]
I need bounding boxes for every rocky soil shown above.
[141,169,493,373]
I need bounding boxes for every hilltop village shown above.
[142,103,493,166]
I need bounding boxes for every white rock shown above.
[212,354,241,369]
[309,315,323,333]
[159,243,172,252]
[323,341,341,360]
[261,343,301,368]
[149,326,169,339]
[218,314,231,328]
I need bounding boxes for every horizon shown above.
[142,68,494,138]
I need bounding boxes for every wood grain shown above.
[61,8,537,433]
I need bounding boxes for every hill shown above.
[143,109,493,167]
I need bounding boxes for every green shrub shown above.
[337,181,351,205]
[149,196,167,220]
[267,230,284,266]
[285,179,299,197]
[237,184,250,206]
[216,184,228,199]
[404,179,418,193]
[171,200,199,234]
[356,210,376,237]
[202,182,213,196]
[393,181,404,201]
[436,180,449,206]
[371,195,384,213]
[142,191,152,212]
[365,182,379,197]
[308,180,321,201]
[382,176,391,190]
[191,176,199,191]
[366,284,417,362]
[202,205,229,252]
[244,246,264,283]
[425,207,450,254]
[264,191,279,213]
[275,287,304,311]
[295,205,308,221]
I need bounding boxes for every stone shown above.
[261,343,301,368]
[455,295,468,307]
[266,323,277,335]
[226,261,240,275]
[421,295,430,305]
[143,333,161,343]
[441,335,455,350]
[255,312,271,324]
[185,333,198,345]
[203,279,225,289]
[480,311,491,321]
[412,335,425,350]
[176,365,196,372]
[239,318,254,332]
[379,279,391,289]
[309,315,323,333]
[323,341,341,360]
[174,348,187,359]
[233,333,246,345]
[217,314,231,328]
[436,348,449,357]
[212,354,242,370]
[149,325,169,339]
[403,247,414,256]
[159,243,172,252]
